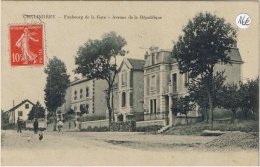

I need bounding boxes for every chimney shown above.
[149,45,159,54]
[144,51,149,59]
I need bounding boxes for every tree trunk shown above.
[53,116,57,131]
[106,92,112,131]
[208,92,213,129]
[231,110,236,123]
[111,89,115,122]
[185,114,188,125]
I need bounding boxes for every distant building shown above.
[58,77,108,120]
[5,99,35,124]
[143,46,243,124]
[113,58,145,121]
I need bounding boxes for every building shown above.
[143,46,243,125]
[5,99,35,124]
[58,77,108,120]
[113,58,145,121]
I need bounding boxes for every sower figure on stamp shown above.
[33,118,39,134]
[17,117,22,133]
[15,28,39,64]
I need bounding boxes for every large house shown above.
[113,58,145,121]
[5,99,35,124]
[143,46,243,125]
[58,77,108,119]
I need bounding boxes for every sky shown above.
[1,1,259,111]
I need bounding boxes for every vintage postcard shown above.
[1,1,259,166]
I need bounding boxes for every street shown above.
[1,129,258,166]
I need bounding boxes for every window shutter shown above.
[156,74,160,93]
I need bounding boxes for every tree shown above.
[1,110,9,127]
[239,77,259,120]
[174,96,193,125]
[188,71,226,122]
[74,31,127,129]
[28,101,45,120]
[44,56,70,130]
[220,84,240,123]
[172,12,237,127]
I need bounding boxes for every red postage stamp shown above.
[9,24,44,66]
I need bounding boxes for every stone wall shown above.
[80,119,109,129]
[136,119,166,127]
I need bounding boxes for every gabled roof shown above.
[118,58,145,72]
[126,58,145,70]
[6,99,35,112]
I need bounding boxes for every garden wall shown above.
[136,119,166,127]
[80,119,109,129]
[26,119,47,129]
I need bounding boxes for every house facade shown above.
[113,58,145,121]
[58,77,108,119]
[5,99,35,124]
[144,46,243,124]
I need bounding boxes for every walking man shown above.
[17,117,22,133]
[33,118,39,134]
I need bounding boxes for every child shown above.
[57,120,63,134]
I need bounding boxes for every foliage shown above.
[28,101,45,120]
[44,56,70,130]
[172,12,237,126]
[238,77,259,119]
[67,109,75,115]
[219,83,241,122]
[44,56,70,115]
[74,31,127,129]
[135,125,163,132]
[164,119,259,136]
[1,110,9,127]
[188,71,226,121]
[173,96,193,125]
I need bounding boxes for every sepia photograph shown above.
[1,1,259,166]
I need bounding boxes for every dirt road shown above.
[1,130,258,166]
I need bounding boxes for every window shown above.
[150,99,156,114]
[80,89,83,99]
[74,90,77,100]
[85,104,89,114]
[80,104,85,114]
[121,71,127,86]
[184,72,189,86]
[172,73,177,93]
[18,111,23,116]
[150,75,156,91]
[25,104,29,109]
[86,87,89,97]
[151,53,155,65]
[121,92,126,107]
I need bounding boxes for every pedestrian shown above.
[69,121,71,129]
[17,117,22,133]
[57,120,63,134]
[33,118,39,134]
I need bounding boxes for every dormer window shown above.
[121,71,127,86]
[151,53,155,65]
